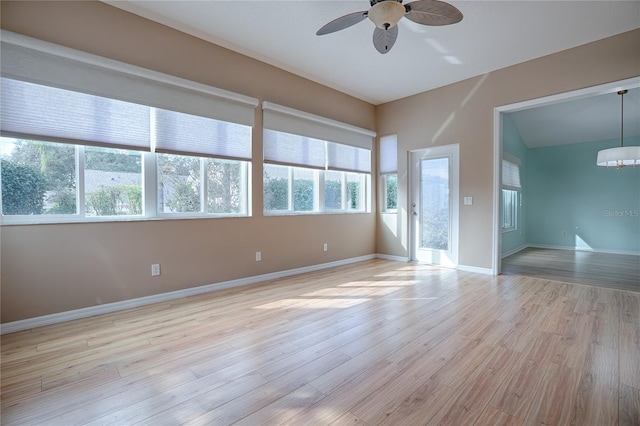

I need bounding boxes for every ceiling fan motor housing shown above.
[368,0,406,29]
[370,0,403,5]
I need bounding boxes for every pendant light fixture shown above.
[596,89,640,168]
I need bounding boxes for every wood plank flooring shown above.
[502,247,640,292]
[1,259,639,425]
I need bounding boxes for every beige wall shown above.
[0,1,376,323]
[376,29,640,269]
[2,1,639,323]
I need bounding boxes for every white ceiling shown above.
[509,88,640,148]
[103,0,640,106]
[102,0,640,148]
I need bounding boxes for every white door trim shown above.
[491,76,640,275]
[409,144,460,267]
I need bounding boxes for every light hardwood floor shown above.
[1,259,639,425]
[502,247,640,292]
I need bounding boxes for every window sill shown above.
[0,213,250,226]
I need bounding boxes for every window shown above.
[261,102,375,215]
[1,138,143,218]
[380,135,398,212]
[158,153,247,215]
[85,146,143,217]
[501,156,521,232]
[502,189,518,232]
[1,31,258,224]
[263,164,368,214]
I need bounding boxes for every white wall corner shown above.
[501,244,529,259]
[457,264,495,275]
[376,253,410,262]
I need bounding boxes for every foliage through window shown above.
[383,174,398,211]
[1,138,249,223]
[263,164,368,214]
[157,153,246,215]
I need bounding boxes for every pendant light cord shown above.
[619,89,627,148]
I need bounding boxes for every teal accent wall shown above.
[502,115,527,255]
[526,136,640,253]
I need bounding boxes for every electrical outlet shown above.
[151,264,160,276]
[256,251,262,262]
[323,243,328,252]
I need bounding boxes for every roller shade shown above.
[380,134,397,175]
[262,102,375,173]
[502,158,521,189]
[1,77,151,151]
[262,101,375,150]
[327,142,371,173]
[1,31,257,155]
[1,33,258,126]
[154,109,252,160]
[263,129,326,170]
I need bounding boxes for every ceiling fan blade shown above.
[404,0,463,26]
[372,25,398,54]
[316,11,368,35]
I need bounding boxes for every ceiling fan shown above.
[316,0,463,54]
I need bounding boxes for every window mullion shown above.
[77,145,85,217]
[143,151,157,218]
[200,158,208,213]
[341,172,347,211]
[315,170,322,212]
[288,167,294,211]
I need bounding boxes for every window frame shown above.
[381,173,398,213]
[1,30,257,225]
[1,138,251,225]
[501,154,522,233]
[263,164,370,216]
[501,188,519,233]
[155,152,250,218]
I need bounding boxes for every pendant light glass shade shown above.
[596,146,640,167]
[368,1,405,29]
[597,89,639,168]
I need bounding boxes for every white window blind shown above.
[1,78,152,151]
[327,142,371,173]
[262,101,375,173]
[502,158,521,189]
[379,134,397,175]
[1,32,258,126]
[263,129,326,170]
[0,31,258,154]
[154,109,252,160]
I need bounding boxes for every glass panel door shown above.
[410,145,459,266]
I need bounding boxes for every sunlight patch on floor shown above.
[253,298,371,310]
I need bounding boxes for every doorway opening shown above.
[492,77,640,283]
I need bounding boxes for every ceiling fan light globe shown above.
[368,1,405,29]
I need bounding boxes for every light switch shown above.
[464,197,473,205]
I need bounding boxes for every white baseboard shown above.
[376,253,410,262]
[457,264,494,275]
[528,244,640,256]
[0,254,376,335]
[501,244,528,258]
